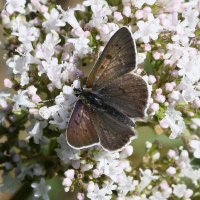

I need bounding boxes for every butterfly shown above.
[67,27,149,151]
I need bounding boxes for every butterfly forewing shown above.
[67,100,99,149]
[90,109,136,151]
[86,27,137,89]
[94,73,149,119]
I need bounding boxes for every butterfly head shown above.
[73,87,83,97]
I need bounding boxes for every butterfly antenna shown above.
[39,98,55,103]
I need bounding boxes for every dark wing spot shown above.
[106,54,112,59]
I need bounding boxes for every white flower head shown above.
[42,8,65,33]
[0,89,11,108]
[190,140,200,158]
[31,178,51,200]
[6,0,26,15]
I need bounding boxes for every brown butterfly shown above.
[67,27,149,151]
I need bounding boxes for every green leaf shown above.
[144,59,154,75]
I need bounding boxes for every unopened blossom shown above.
[3,78,12,88]
[64,169,75,180]
[123,6,131,17]
[114,12,123,22]
[166,166,176,175]
[5,0,26,14]
[31,178,51,200]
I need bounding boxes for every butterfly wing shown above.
[94,73,149,120]
[90,109,136,151]
[86,27,137,89]
[67,100,99,149]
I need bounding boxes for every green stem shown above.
[10,183,33,200]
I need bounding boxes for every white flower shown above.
[0,173,21,194]
[47,66,62,89]
[87,188,112,200]
[68,37,92,59]
[160,105,185,139]
[42,8,65,32]
[104,163,123,182]
[6,0,26,15]
[131,0,156,9]
[16,162,34,180]
[26,119,48,144]
[139,169,159,192]
[4,16,22,31]
[20,71,29,86]
[12,90,36,111]
[39,106,51,120]
[49,108,69,130]
[177,56,200,82]
[149,188,167,200]
[191,118,200,129]
[133,14,162,43]
[57,5,80,29]
[190,140,200,158]
[31,178,51,200]
[173,184,187,198]
[55,134,79,164]
[102,181,117,195]
[0,89,11,108]
[182,6,199,29]
[118,174,135,195]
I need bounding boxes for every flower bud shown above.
[123,6,131,17]
[3,78,12,88]
[93,169,101,178]
[185,189,193,198]
[155,94,165,103]
[72,160,80,169]
[27,85,37,95]
[166,166,176,175]
[114,12,123,22]
[119,145,133,159]
[153,52,160,60]
[86,181,95,192]
[62,178,72,187]
[77,193,84,200]
[167,149,176,158]
[144,44,151,51]
[148,75,156,84]
[135,10,144,19]
[165,83,173,92]
[64,169,75,180]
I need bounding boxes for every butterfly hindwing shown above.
[67,100,99,149]
[94,73,148,120]
[90,108,136,151]
[86,27,137,89]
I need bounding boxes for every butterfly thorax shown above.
[77,88,135,127]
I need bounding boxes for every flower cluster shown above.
[1,0,200,199]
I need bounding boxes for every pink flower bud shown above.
[164,59,171,66]
[119,145,133,159]
[163,187,172,196]
[18,140,28,148]
[114,12,123,22]
[179,162,186,169]
[47,83,55,92]
[86,181,95,192]
[40,5,48,13]
[27,85,37,95]
[62,178,72,187]
[99,46,105,52]
[171,70,178,77]
[185,189,193,198]
[78,70,84,79]
[156,88,162,94]
[144,44,151,51]
[153,52,160,60]
[96,34,100,40]
[70,66,77,76]
[133,180,139,186]
[32,95,41,103]
[194,99,200,108]
[13,154,20,162]
[148,75,156,84]
[152,151,160,161]
[64,169,75,180]
[136,69,142,75]
[100,24,109,35]
[34,18,42,26]
[3,78,12,88]
[167,91,180,102]
[93,169,101,178]
[62,53,69,61]
[160,180,169,190]
[143,7,151,14]
[167,149,176,158]
[72,160,80,169]
[155,94,166,103]
[135,10,144,19]
[165,83,173,92]
[149,103,159,112]
[77,193,84,200]
[37,64,44,71]
[160,118,168,128]
[166,166,176,175]
[117,174,123,183]
[180,150,188,159]
[123,6,131,17]
[118,160,129,169]
[164,102,169,106]
[159,14,167,20]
